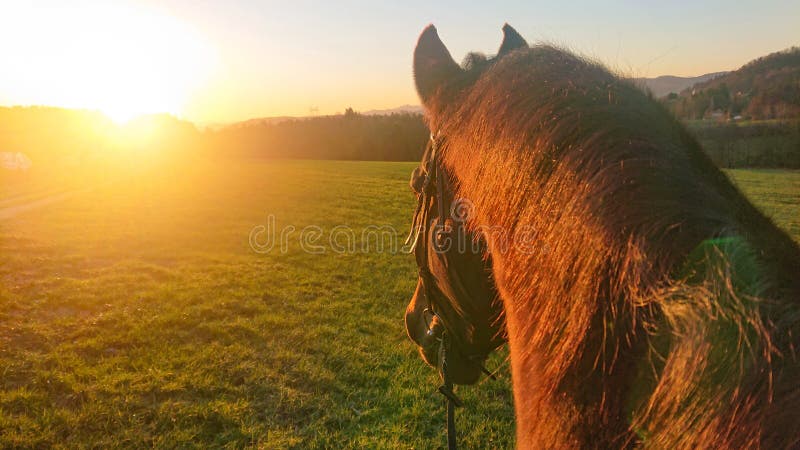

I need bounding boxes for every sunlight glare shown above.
[0,2,217,123]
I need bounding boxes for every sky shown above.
[0,0,797,124]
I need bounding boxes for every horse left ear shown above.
[413,25,462,107]
[497,23,528,58]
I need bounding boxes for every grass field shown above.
[1,160,798,448]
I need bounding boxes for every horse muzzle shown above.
[405,280,485,385]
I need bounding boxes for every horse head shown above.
[403,135,504,385]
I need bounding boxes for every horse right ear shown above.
[498,23,528,58]
[413,25,461,107]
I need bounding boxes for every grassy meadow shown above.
[1,160,799,448]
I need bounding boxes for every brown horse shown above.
[405,24,800,448]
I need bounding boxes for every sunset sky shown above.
[0,0,797,124]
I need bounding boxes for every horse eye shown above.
[410,167,425,193]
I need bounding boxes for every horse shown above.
[404,24,800,448]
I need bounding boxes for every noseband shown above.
[405,133,498,449]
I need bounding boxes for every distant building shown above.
[0,152,33,171]
[707,109,726,122]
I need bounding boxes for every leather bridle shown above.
[405,133,502,449]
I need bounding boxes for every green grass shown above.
[1,161,797,448]
[724,169,800,240]
[0,160,514,448]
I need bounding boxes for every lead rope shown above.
[446,390,457,450]
[438,332,463,450]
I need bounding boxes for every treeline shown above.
[0,107,430,170]
[0,106,204,191]
[209,109,429,161]
[1,106,797,172]
[687,120,800,169]
[209,110,798,168]
[0,106,201,167]
[0,106,112,166]
[663,47,800,120]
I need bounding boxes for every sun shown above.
[0,2,216,123]
[104,106,151,126]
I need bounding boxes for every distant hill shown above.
[635,72,728,98]
[215,105,425,131]
[363,104,423,116]
[663,47,800,120]
[228,116,309,128]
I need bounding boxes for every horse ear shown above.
[498,23,528,58]
[413,25,461,106]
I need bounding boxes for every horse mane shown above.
[431,44,800,447]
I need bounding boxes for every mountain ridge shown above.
[634,72,729,98]
[663,46,800,119]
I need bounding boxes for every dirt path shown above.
[0,190,81,221]
[0,187,70,208]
